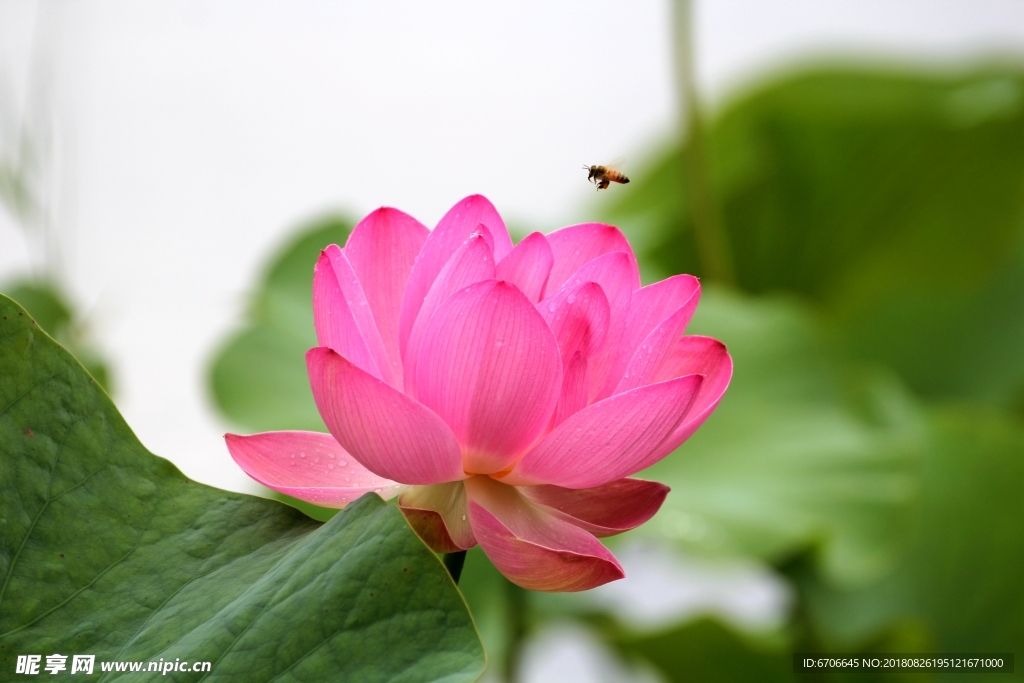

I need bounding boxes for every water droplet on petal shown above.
[461,515,467,521]
[567,294,576,304]
[345,476,351,482]
[548,304,557,313]
[374,488,383,493]
[300,453,306,458]
[328,464,335,470]
[339,460,347,467]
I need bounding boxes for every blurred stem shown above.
[673,0,736,285]
[443,550,466,583]
[503,579,528,683]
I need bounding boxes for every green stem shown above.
[443,550,467,584]
[673,0,736,286]
[503,579,528,683]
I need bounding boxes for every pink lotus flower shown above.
[226,195,731,592]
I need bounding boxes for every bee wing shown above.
[604,156,626,171]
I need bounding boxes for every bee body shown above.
[584,165,630,191]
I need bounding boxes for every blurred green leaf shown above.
[457,547,519,677]
[610,619,794,683]
[1,279,113,393]
[637,288,926,585]
[0,293,485,682]
[606,66,1024,407]
[843,244,1024,408]
[1,280,72,333]
[208,214,351,433]
[800,408,1024,664]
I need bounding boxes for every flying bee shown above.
[584,164,630,191]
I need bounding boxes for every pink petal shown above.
[613,289,704,394]
[399,195,512,355]
[540,281,610,425]
[465,476,623,592]
[306,347,464,485]
[403,232,496,395]
[544,252,639,401]
[495,232,554,303]
[553,351,589,427]
[650,336,733,457]
[503,373,704,489]
[543,223,638,298]
[414,280,562,475]
[399,482,476,553]
[343,207,429,385]
[520,478,669,538]
[315,245,395,386]
[225,431,403,507]
[607,275,701,392]
[312,248,384,381]
[540,281,610,365]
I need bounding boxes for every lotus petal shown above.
[225,431,403,507]
[307,347,464,485]
[399,482,475,553]
[414,280,561,474]
[543,223,638,298]
[520,478,669,537]
[343,207,429,385]
[495,231,553,303]
[465,476,623,592]
[650,336,733,457]
[505,374,704,488]
[400,195,513,354]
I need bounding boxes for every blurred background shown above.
[2,1,1023,681]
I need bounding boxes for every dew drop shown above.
[328,452,335,458]
[461,515,467,521]
[374,488,383,493]
[345,476,351,482]
[328,464,335,470]
[567,294,576,304]
[339,460,347,467]
[548,304,557,313]
[300,452,306,458]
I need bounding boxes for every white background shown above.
[2,1,1023,494]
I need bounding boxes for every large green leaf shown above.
[208,215,352,433]
[636,289,925,585]
[0,294,484,682]
[605,66,1024,407]
[800,409,1024,669]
